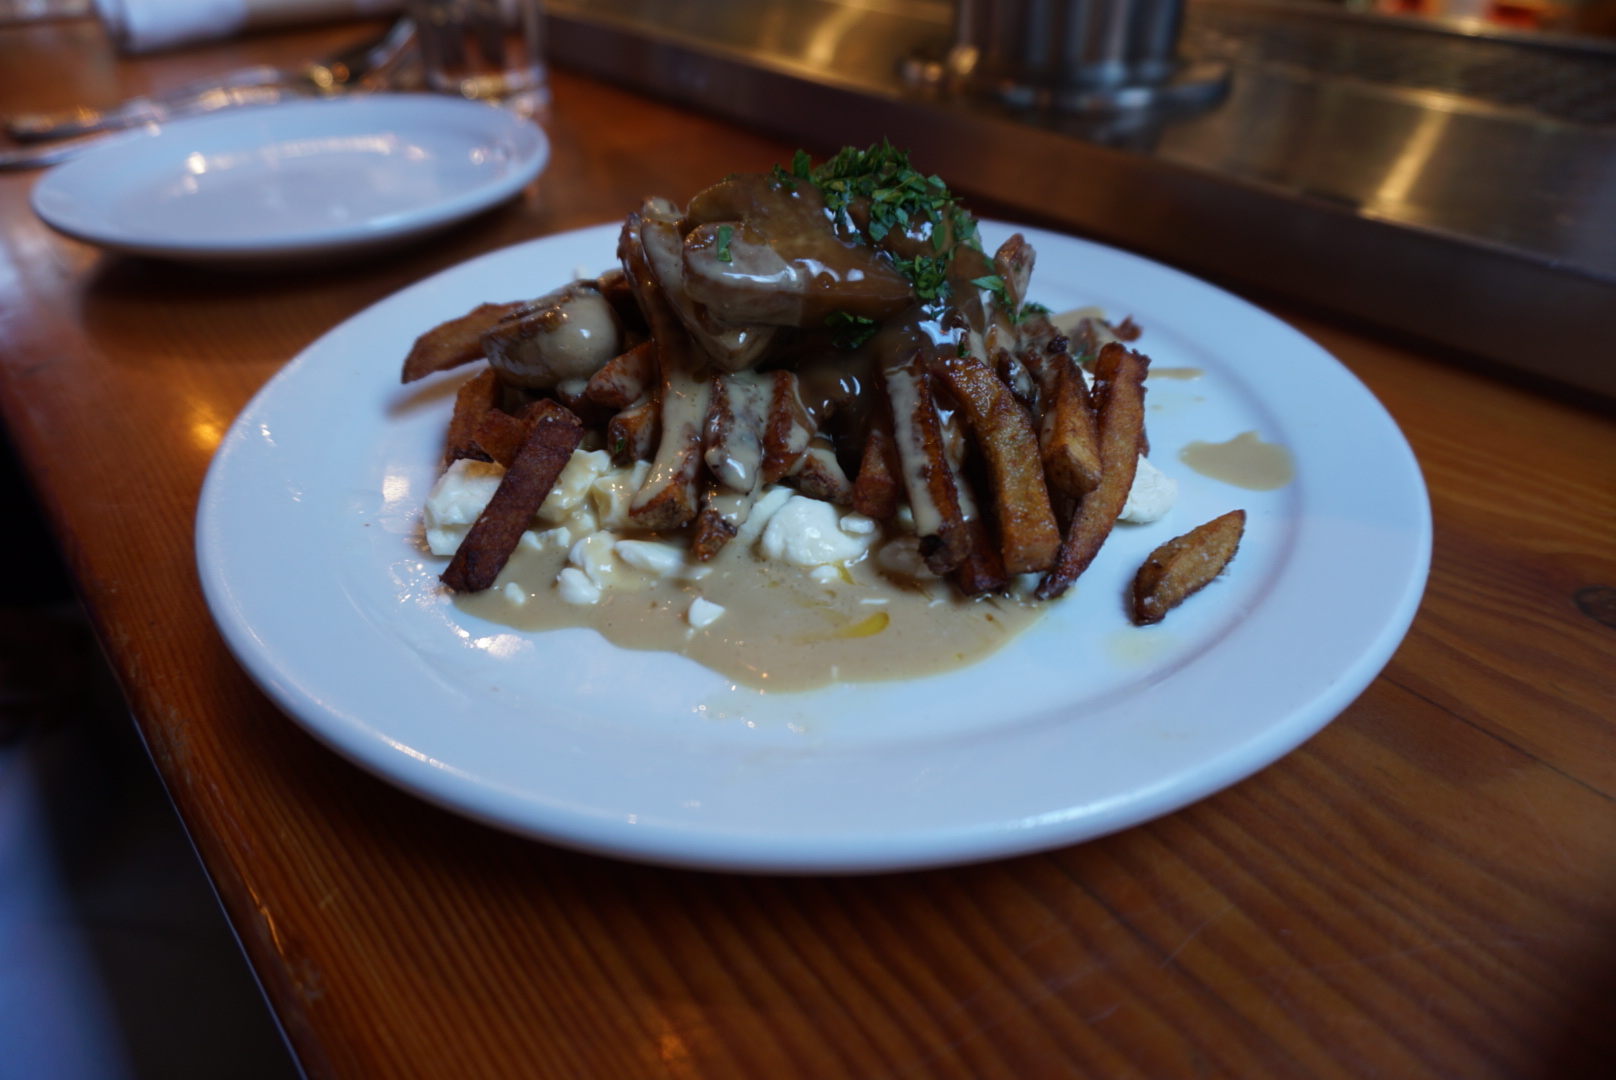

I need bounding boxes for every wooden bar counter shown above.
[3,17,1614,1079]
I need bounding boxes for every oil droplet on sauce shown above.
[1179,431,1295,491]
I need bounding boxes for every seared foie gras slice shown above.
[639,198,778,373]
[682,173,913,329]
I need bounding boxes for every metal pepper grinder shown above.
[947,0,1229,112]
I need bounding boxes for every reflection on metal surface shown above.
[947,0,1231,112]
[548,0,1616,397]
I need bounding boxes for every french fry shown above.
[1133,510,1246,625]
[690,483,756,561]
[949,506,1008,596]
[606,398,660,464]
[884,352,971,575]
[1038,350,1102,497]
[440,404,584,593]
[702,372,770,494]
[934,352,1061,575]
[1035,344,1149,600]
[992,233,1034,313]
[760,370,812,486]
[402,301,526,383]
[851,407,902,520]
[584,340,658,410]
[790,443,853,504]
[443,367,500,468]
[471,408,530,468]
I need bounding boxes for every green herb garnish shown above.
[715,224,734,263]
[825,311,879,349]
[790,142,981,310]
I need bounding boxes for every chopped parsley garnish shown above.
[971,273,1010,309]
[715,224,734,263]
[970,277,1051,323]
[825,311,879,349]
[895,254,953,303]
[789,141,982,312]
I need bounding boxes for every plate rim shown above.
[196,221,1432,873]
[30,94,549,262]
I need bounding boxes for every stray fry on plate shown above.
[1133,509,1247,625]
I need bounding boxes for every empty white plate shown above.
[31,95,549,263]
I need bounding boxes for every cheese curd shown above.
[423,459,506,557]
[1118,455,1177,524]
[759,496,880,569]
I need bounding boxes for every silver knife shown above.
[0,84,298,171]
[4,17,414,144]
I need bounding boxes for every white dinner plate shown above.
[31,95,548,263]
[197,222,1430,873]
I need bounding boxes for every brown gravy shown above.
[459,539,1044,692]
[1179,431,1295,491]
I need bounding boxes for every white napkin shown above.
[96,0,402,54]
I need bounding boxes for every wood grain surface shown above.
[3,17,1614,1079]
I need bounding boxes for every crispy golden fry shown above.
[443,367,500,468]
[584,340,658,410]
[1039,350,1102,497]
[441,403,583,593]
[851,408,902,520]
[935,352,1060,575]
[702,372,770,494]
[1035,344,1149,600]
[950,514,1008,596]
[760,370,812,486]
[884,352,971,575]
[402,301,526,383]
[992,233,1034,313]
[606,398,659,464]
[1133,510,1246,625]
[690,483,758,561]
[790,443,853,504]
[995,348,1038,412]
[471,408,530,468]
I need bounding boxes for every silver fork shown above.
[3,16,416,143]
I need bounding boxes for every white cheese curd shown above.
[1119,455,1177,524]
[538,449,612,525]
[502,581,528,606]
[556,567,601,606]
[614,539,686,577]
[422,459,505,556]
[686,596,725,629]
[589,460,652,530]
[519,525,575,554]
[758,496,880,569]
[568,532,620,589]
[734,486,794,547]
